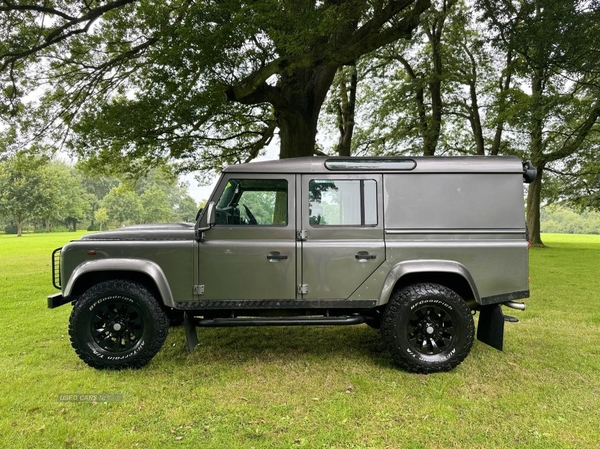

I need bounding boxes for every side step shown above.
[183,313,365,352]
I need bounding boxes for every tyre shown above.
[69,280,168,370]
[381,283,474,374]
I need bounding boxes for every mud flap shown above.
[184,311,198,353]
[477,304,504,351]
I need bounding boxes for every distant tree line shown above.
[0,153,199,237]
[541,206,600,235]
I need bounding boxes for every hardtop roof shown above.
[223,156,524,174]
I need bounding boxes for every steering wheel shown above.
[242,204,258,225]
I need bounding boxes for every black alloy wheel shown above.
[381,283,474,373]
[69,280,168,370]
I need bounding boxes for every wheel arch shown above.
[379,260,480,308]
[64,259,175,308]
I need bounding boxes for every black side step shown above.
[183,313,365,353]
[193,315,365,327]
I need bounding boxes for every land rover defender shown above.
[48,156,536,373]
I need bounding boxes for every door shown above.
[300,174,385,300]
[198,174,296,300]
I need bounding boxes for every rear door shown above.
[300,174,384,300]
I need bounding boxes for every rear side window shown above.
[308,179,377,226]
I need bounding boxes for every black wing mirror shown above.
[523,161,537,184]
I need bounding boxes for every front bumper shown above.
[47,293,73,309]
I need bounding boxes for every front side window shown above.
[308,179,377,226]
[215,179,288,226]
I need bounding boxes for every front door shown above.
[300,174,385,300]
[198,174,296,300]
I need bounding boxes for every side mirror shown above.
[523,161,537,184]
[205,201,216,227]
[195,201,216,241]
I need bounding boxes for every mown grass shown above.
[1,232,599,448]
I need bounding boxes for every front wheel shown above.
[381,283,474,374]
[69,280,168,369]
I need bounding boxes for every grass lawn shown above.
[1,232,599,448]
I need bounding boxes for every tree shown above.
[327,64,359,156]
[140,186,173,224]
[61,168,91,231]
[479,0,600,245]
[34,162,89,232]
[174,194,199,223]
[1,0,431,175]
[94,207,109,232]
[0,153,53,236]
[337,0,489,157]
[101,184,143,227]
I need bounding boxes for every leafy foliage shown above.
[101,184,144,227]
[0,154,199,232]
[541,206,600,235]
[1,0,431,173]
[0,152,50,236]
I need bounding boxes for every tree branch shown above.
[226,0,431,105]
[543,101,600,163]
[1,0,137,72]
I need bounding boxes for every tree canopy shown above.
[1,0,430,174]
[0,154,199,233]
[2,0,600,245]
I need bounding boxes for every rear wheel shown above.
[381,283,474,373]
[69,280,168,369]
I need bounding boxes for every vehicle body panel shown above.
[300,173,385,300]
[198,173,297,300]
[52,156,530,310]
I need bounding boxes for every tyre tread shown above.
[69,280,168,370]
[381,283,474,374]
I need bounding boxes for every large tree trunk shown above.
[336,65,358,157]
[278,110,319,159]
[491,50,513,156]
[17,220,23,237]
[469,81,485,155]
[276,66,338,159]
[527,71,545,246]
[526,165,544,246]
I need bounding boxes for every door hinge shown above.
[298,284,309,295]
[297,229,308,241]
[193,285,205,295]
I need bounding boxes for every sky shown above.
[183,138,280,204]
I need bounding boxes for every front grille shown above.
[52,247,62,289]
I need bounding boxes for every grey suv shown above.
[48,156,536,373]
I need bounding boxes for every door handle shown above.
[267,252,288,261]
[355,251,376,261]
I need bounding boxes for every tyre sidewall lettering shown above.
[88,294,133,311]
[399,298,465,363]
[69,280,168,369]
[410,299,452,312]
[382,283,474,373]
[79,297,150,362]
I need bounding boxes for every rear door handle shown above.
[267,252,288,261]
[355,251,376,261]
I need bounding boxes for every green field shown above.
[1,232,599,448]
